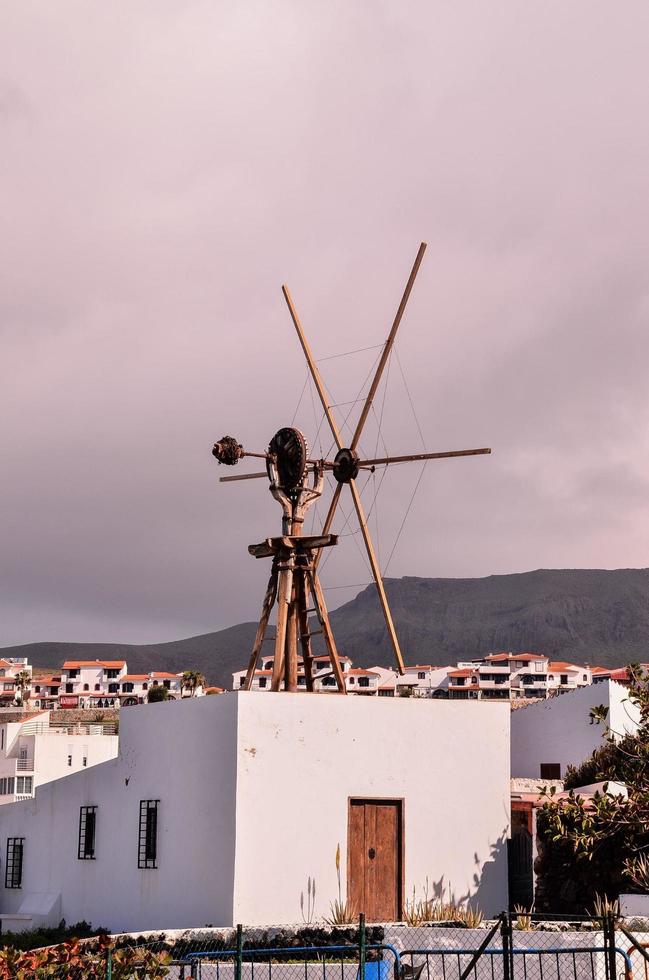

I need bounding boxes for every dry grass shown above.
[403,880,483,926]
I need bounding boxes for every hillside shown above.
[3,568,649,689]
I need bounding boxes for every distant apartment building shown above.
[369,665,452,698]
[447,653,593,701]
[0,658,32,706]
[232,655,381,694]
[30,661,206,709]
[57,660,128,707]
[233,650,608,701]
[0,710,118,805]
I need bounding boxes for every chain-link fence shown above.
[5,913,649,980]
[395,913,631,980]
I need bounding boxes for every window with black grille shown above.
[138,800,159,869]
[78,806,97,859]
[5,838,24,888]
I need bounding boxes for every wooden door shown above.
[348,799,403,921]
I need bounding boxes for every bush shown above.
[147,685,169,703]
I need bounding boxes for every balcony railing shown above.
[16,758,34,772]
[20,721,118,737]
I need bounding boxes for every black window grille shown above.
[5,838,24,888]
[138,800,159,869]
[78,806,97,859]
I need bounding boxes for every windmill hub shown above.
[332,447,360,484]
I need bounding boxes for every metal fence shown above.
[397,913,627,980]
[5,913,649,980]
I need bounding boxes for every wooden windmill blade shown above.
[282,244,428,675]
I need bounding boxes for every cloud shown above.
[1,0,648,645]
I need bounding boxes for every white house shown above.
[31,677,62,710]
[448,654,596,702]
[511,679,641,779]
[369,665,452,698]
[59,660,127,707]
[0,659,32,707]
[0,711,118,805]
[44,662,196,707]
[149,672,185,699]
[545,661,592,692]
[0,692,510,932]
[232,655,378,694]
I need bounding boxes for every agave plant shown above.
[623,853,649,893]
[591,893,620,919]
[325,843,358,925]
[513,904,534,930]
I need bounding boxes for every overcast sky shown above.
[2,1,649,647]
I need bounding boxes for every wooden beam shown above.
[283,253,428,676]
[350,242,427,452]
[244,567,278,690]
[348,478,405,674]
[220,471,268,483]
[282,285,345,448]
[285,582,299,693]
[357,447,491,467]
[307,568,347,693]
[271,566,292,691]
[296,571,315,692]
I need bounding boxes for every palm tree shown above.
[13,670,32,706]
[181,669,206,697]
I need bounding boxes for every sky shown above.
[2,1,649,647]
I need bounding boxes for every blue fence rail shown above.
[181,942,402,980]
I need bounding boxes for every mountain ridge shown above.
[4,568,649,689]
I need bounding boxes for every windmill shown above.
[212,242,491,693]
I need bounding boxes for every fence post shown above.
[604,911,617,980]
[359,912,366,980]
[500,911,513,980]
[105,948,112,980]
[235,923,243,980]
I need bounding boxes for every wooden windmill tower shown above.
[212,243,491,693]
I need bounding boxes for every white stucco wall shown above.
[511,680,640,779]
[0,692,510,932]
[233,693,510,923]
[0,695,239,932]
[32,733,119,788]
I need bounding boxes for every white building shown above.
[0,711,118,806]
[31,677,62,710]
[545,661,592,692]
[511,679,641,779]
[448,653,593,702]
[0,692,510,932]
[59,660,127,708]
[369,665,452,698]
[34,662,198,708]
[232,655,380,694]
[0,659,32,707]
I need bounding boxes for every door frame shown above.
[347,797,405,921]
